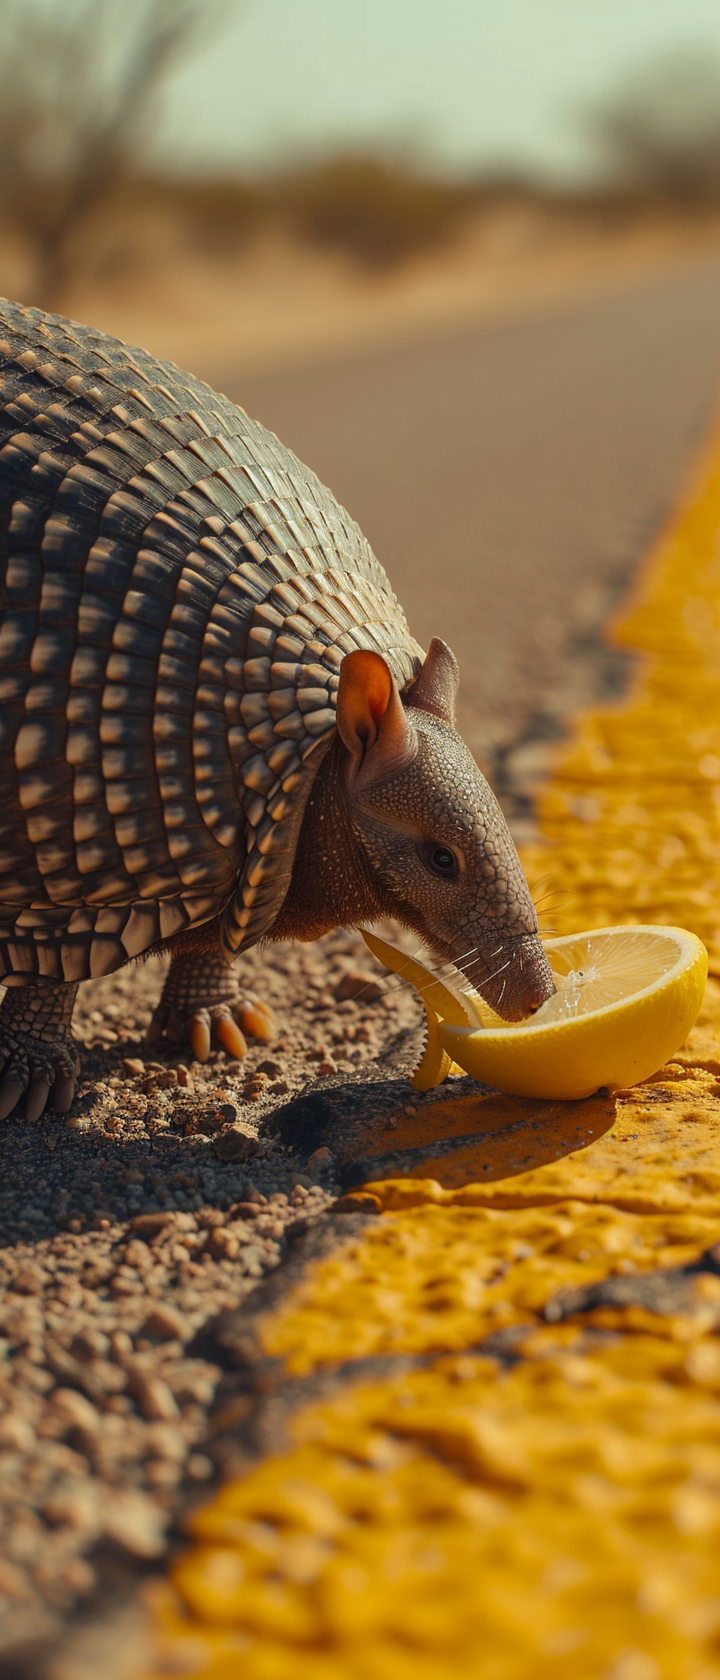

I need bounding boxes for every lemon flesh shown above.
[363,925,707,1100]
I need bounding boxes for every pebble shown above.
[212,1128,260,1163]
[102,1491,167,1559]
[143,1304,188,1342]
[334,970,384,1003]
[307,1148,335,1171]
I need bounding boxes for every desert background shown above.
[4,1,720,816]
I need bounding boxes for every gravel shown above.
[0,927,420,1655]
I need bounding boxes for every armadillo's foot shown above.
[147,953,276,1064]
[0,981,80,1121]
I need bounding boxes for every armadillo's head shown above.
[337,639,555,1022]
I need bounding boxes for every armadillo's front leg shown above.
[147,951,276,1064]
[0,981,80,1121]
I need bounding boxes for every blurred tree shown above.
[0,0,228,306]
[586,52,720,207]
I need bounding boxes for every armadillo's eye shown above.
[418,842,459,879]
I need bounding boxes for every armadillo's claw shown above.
[214,1011,248,1058]
[51,1070,77,1113]
[237,997,277,1043]
[187,1005,247,1062]
[0,1028,79,1122]
[26,1075,52,1124]
[0,1077,25,1121]
[189,1011,212,1063]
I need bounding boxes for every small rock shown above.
[206,1226,240,1260]
[0,1558,28,1597]
[103,1490,167,1558]
[144,1421,187,1462]
[49,1388,101,1435]
[110,1330,134,1362]
[42,1483,101,1536]
[213,1127,259,1163]
[195,1207,226,1230]
[131,1212,175,1239]
[317,1059,338,1077]
[333,970,383,1003]
[123,1057,146,1076]
[142,1304,187,1342]
[129,1372,180,1422]
[307,1147,334,1172]
[110,1273,138,1299]
[186,1452,214,1481]
[0,1412,35,1452]
[70,1330,111,1362]
[10,1264,44,1294]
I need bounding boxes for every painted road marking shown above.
[141,425,720,1678]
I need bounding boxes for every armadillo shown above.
[0,298,554,1120]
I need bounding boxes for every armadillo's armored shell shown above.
[0,299,422,983]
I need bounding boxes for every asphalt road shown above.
[230,253,720,825]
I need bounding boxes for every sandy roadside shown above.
[3,207,720,383]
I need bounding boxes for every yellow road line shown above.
[142,425,720,1679]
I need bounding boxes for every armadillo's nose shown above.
[475,935,556,1021]
[522,971,556,1014]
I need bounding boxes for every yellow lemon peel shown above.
[361,929,478,1089]
[363,924,707,1100]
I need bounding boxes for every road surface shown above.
[231,253,720,822]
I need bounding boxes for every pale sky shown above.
[154,0,720,178]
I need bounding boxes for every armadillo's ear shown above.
[406,637,459,726]
[336,650,414,781]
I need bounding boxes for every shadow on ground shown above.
[271,1076,618,1191]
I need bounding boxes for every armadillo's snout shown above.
[477,934,556,1023]
[522,977,554,1014]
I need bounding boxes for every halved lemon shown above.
[362,926,707,1100]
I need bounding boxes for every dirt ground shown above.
[0,930,423,1659]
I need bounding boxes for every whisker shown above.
[533,887,569,909]
[458,955,512,988]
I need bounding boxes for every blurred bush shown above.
[268,154,478,269]
[152,177,267,256]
